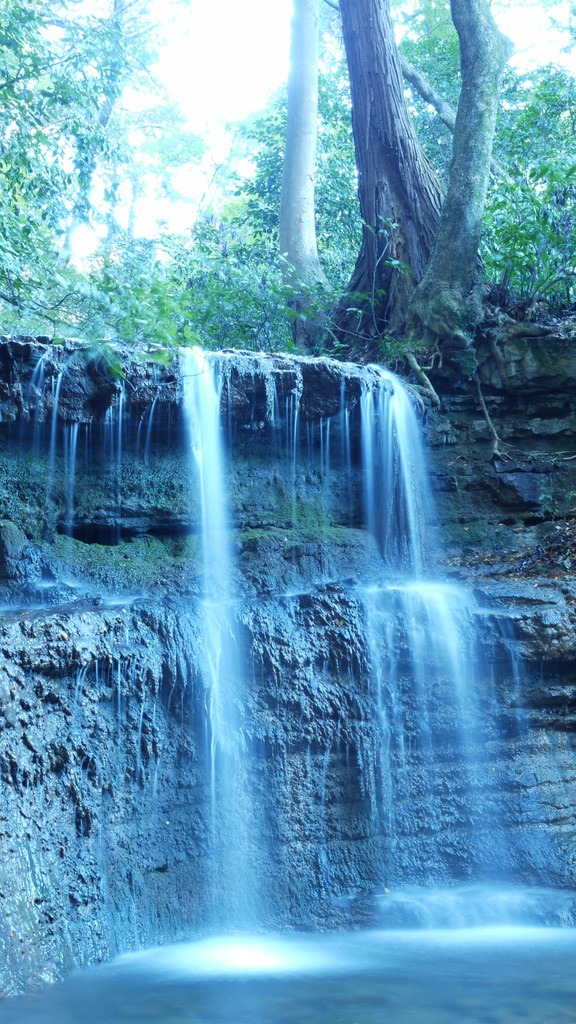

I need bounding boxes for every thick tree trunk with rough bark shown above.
[407,0,512,356]
[334,0,444,346]
[279,0,328,350]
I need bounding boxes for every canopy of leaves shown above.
[483,66,576,310]
[0,0,130,319]
[0,0,206,340]
[1,0,574,353]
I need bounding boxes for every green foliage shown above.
[483,66,576,310]
[396,0,460,181]
[43,222,294,353]
[483,159,576,309]
[0,0,127,320]
[495,65,576,170]
[0,0,206,341]
[169,220,293,352]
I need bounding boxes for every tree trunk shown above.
[334,0,444,347]
[279,0,329,350]
[407,0,512,354]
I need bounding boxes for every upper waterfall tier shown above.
[0,341,437,576]
[0,339,418,427]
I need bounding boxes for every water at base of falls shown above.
[6,910,576,1023]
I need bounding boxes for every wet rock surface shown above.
[0,338,575,995]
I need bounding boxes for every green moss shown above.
[53,533,202,593]
[0,450,51,542]
[72,454,193,525]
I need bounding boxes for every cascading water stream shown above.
[184,355,514,897]
[45,369,63,515]
[181,347,260,927]
[28,354,45,455]
[356,367,508,886]
[143,396,158,464]
[359,368,433,572]
[63,423,79,536]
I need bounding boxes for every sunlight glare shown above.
[152,0,293,133]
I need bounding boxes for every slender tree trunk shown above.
[279,0,328,350]
[407,0,512,354]
[334,0,444,346]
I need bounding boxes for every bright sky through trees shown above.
[71,0,573,257]
[150,0,572,137]
[153,0,293,132]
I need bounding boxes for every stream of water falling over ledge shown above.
[3,346,576,1016]
[177,350,531,895]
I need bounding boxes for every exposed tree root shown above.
[474,373,510,459]
[486,335,512,391]
[405,351,441,408]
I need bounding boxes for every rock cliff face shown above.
[0,336,575,996]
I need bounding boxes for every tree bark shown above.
[407,0,512,353]
[333,0,444,346]
[279,0,329,349]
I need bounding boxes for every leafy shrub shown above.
[482,159,576,310]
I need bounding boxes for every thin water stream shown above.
[182,348,260,927]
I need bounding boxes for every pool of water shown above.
[4,925,576,1024]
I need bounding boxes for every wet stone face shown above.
[0,340,575,996]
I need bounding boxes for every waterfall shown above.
[28,354,45,456]
[143,396,158,465]
[351,368,510,887]
[3,341,576,1004]
[49,370,63,469]
[189,355,516,897]
[181,347,260,927]
[190,355,519,905]
[64,423,79,536]
[45,369,63,516]
[359,370,432,572]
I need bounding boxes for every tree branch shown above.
[399,54,455,133]
[399,53,507,179]
[0,291,22,309]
